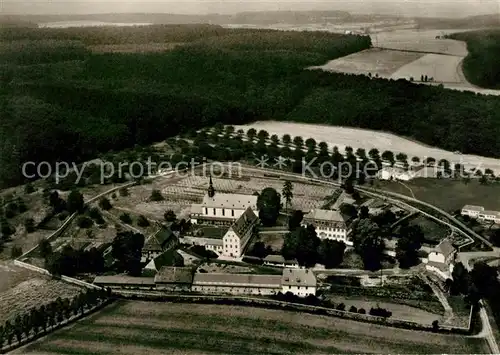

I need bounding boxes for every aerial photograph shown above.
[1,0,500,353]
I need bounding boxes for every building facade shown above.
[190,176,258,226]
[180,236,224,255]
[461,205,485,218]
[281,268,317,297]
[302,209,352,246]
[222,207,259,258]
[141,227,178,263]
[154,267,193,291]
[191,273,282,296]
[425,238,457,279]
[263,255,299,269]
[478,210,500,224]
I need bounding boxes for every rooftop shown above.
[193,272,282,287]
[93,275,155,286]
[154,266,193,284]
[182,236,223,246]
[480,210,500,217]
[264,255,299,265]
[462,205,485,212]
[143,227,175,252]
[434,238,456,258]
[281,268,316,287]
[202,193,258,210]
[150,249,184,270]
[303,209,347,223]
[231,207,259,239]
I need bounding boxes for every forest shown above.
[447,29,500,89]
[1,24,500,188]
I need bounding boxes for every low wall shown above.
[114,291,472,335]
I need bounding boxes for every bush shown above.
[137,215,150,227]
[119,187,129,197]
[10,246,22,258]
[358,308,366,314]
[24,183,35,194]
[119,213,132,224]
[76,216,93,228]
[98,197,112,210]
[349,305,357,313]
[24,218,35,233]
[336,303,346,311]
[150,189,164,202]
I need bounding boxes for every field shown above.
[15,300,489,354]
[314,28,500,96]
[390,53,463,83]
[375,179,500,212]
[234,121,500,175]
[88,42,183,53]
[0,260,84,323]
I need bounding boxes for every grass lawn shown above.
[408,215,451,245]
[375,179,500,212]
[15,300,488,354]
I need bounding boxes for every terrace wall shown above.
[114,291,474,335]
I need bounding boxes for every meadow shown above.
[15,300,489,354]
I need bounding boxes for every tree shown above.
[281,226,320,267]
[339,203,357,218]
[149,189,164,202]
[288,210,304,231]
[24,183,35,194]
[368,148,380,160]
[479,175,488,185]
[282,180,293,212]
[411,156,420,163]
[381,150,395,165]
[349,305,358,313]
[359,206,369,219]
[98,197,112,210]
[111,231,145,276]
[270,134,280,145]
[137,215,150,227]
[24,217,35,233]
[76,216,93,228]
[423,157,436,165]
[352,219,386,270]
[450,262,469,295]
[318,239,346,268]
[247,128,257,142]
[67,190,84,213]
[39,239,53,259]
[293,136,304,148]
[282,134,291,146]
[395,152,408,162]
[164,210,177,222]
[10,246,22,258]
[257,130,269,142]
[257,187,281,227]
[305,138,317,151]
[395,225,423,268]
[432,320,439,332]
[248,241,270,259]
[119,213,132,224]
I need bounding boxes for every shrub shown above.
[336,303,346,311]
[150,189,164,202]
[76,216,93,228]
[10,246,22,258]
[119,213,132,224]
[358,308,366,314]
[98,197,112,210]
[349,305,357,313]
[24,218,35,233]
[119,187,129,197]
[137,215,150,227]
[24,183,35,194]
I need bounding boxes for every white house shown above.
[302,209,352,246]
[425,238,457,279]
[222,207,259,258]
[478,210,500,224]
[461,205,485,218]
[281,268,317,297]
[263,254,299,268]
[377,167,414,181]
[191,272,282,296]
[190,176,258,226]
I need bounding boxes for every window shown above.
[232,209,234,217]
[222,209,225,216]
[204,207,208,215]
[213,208,216,215]
[289,286,291,289]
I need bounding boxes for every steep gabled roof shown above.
[143,228,175,252]
[202,193,258,210]
[434,239,456,258]
[231,207,258,239]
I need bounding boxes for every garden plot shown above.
[233,121,500,175]
[0,277,83,323]
[390,54,463,83]
[311,48,423,77]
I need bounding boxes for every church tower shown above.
[207,175,215,198]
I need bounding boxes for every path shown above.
[418,273,453,322]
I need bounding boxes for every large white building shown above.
[281,268,317,297]
[302,209,352,246]
[222,207,259,258]
[461,205,485,218]
[425,238,457,280]
[461,205,500,224]
[377,167,415,181]
[190,176,258,226]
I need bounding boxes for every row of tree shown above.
[0,288,109,348]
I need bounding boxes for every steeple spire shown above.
[207,174,215,198]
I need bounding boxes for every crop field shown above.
[234,121,500,175]
[390,54,463,83]
[311,48,423,77]
[0,273,83,323]
[16,301,489,354]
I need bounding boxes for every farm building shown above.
[461,205,485,218]
[154,266,194,291]
[222,207,259,258]
[144,249,184,272]
[281,268,317,297]
[141,227,178,262]
[93,276,155,290]
[263,255,300,268]
[190,176,258,226]
[302,209,353,246]
[191,272,282,295]
[425,238,457,280]
[180,235,224,255]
